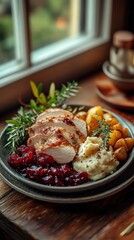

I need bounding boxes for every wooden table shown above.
[0,72,134,240]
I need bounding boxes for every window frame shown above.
[0,0,29,81]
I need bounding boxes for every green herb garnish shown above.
[6,107,38,152]
[91,120,112,149]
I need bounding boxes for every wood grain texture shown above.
[0,184,134,240]
[0,181,11,198]
[0,72,134,240]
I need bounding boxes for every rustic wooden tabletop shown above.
[0,72,134,240]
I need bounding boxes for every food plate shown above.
[0,106,134,194]
[0,160,134,203]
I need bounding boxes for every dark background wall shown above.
[126,0,134,32]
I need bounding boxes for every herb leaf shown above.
[5,107,39,152]
[55,81,79,107]
[30,81,39,98]
[91,120,112,148]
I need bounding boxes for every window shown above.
[0,0,112,87]
[1,0,116,113]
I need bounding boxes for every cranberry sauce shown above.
[8,145,89,187]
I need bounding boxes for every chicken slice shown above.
[73,117,87,137]
[27,133,50,152]
[36,108,73,122]
[28,126,78,150]
[28,133,67,151]
[27,133,76,163]
[42,145,76,164]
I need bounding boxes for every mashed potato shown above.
[73,137,119,180]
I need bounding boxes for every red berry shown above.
[37,152,55,167]
[42,175,55,185]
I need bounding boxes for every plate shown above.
[0,161,134,204]
[95,78,134,111]
[0,106,134,193]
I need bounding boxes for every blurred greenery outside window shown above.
[0,0,14,64]
[30,0,78,51]
[0,0,112,87]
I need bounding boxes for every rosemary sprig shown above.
[55,81,79,107]
[91,120,112,149]
[5,80,80,152]
[5,107,39,152]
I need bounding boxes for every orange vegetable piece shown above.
[87,106,104,117]
[114,146,128,161]
[114,138,128,151]
[87,115,101,135]
[124,137,134,151]
[112,123,123,132]
[108,130,123,147]
[103,113,118,126]
[122,128,129,138]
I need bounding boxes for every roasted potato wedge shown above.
[114,137,134,152]
[103,113,118,126]
[108,130,123,147]
[86,115,102,134]
[112,123,123,132]
[124,137,134,151]
[122,128,129,138]
[114,138,128,151]
[114,146,128,161]
[87,106,104,117]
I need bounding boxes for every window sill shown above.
[1,35,110,88]
[0,41,110,114]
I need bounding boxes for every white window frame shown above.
[0,0,29,83]
[0,0,112,88]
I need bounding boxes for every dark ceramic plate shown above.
[0,106,134,193]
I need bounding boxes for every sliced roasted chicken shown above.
[28,133,76,163]
[28,108,88,164]
[28,116,87,144]
[36,108,73,122]
[28,126,78,150]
